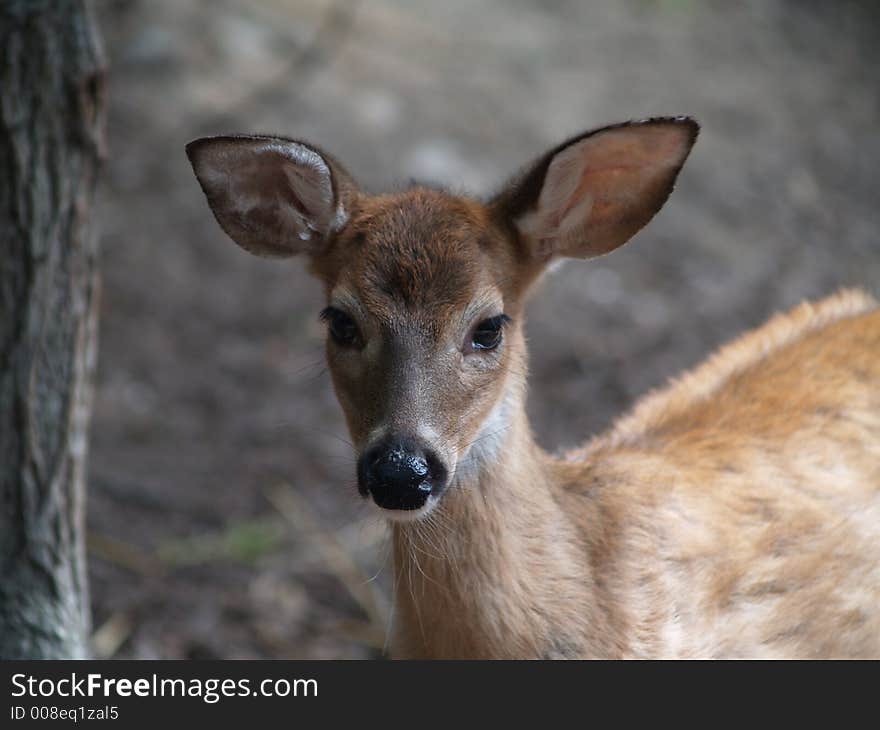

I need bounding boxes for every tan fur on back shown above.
[557,289,880,657]
[579,288,879,454]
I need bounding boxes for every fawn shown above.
[187,117,880,658]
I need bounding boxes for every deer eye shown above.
[469,314,510,352]
[320,307,361,348]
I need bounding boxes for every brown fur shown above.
[309,189,531,458]
[391,288,880,658]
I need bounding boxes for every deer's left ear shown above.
[186,135,357,258]
[492,117,698,261]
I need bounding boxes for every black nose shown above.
[358,436,448,510]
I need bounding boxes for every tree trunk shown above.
[0,0,105,659]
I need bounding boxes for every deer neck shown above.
[389,381,606,658]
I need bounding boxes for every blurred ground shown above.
[87,0,880,658]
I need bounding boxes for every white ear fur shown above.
[500,118,698,260]
[516,138,605,250]
[186,135,353,258]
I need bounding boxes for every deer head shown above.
[187,118,698,521]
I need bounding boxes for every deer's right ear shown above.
[186,135,357,258]
[492,117,698,262]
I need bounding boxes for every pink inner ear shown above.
[190,137,347,257]
[234,144,337,243]
[523,122,695,258]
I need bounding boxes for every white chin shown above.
[372,495,439,523]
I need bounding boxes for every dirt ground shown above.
[87,0,880,658]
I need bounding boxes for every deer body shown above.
[393,290,880,658]
[188,118,880,658]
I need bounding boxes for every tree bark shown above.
[0,0,105,659]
